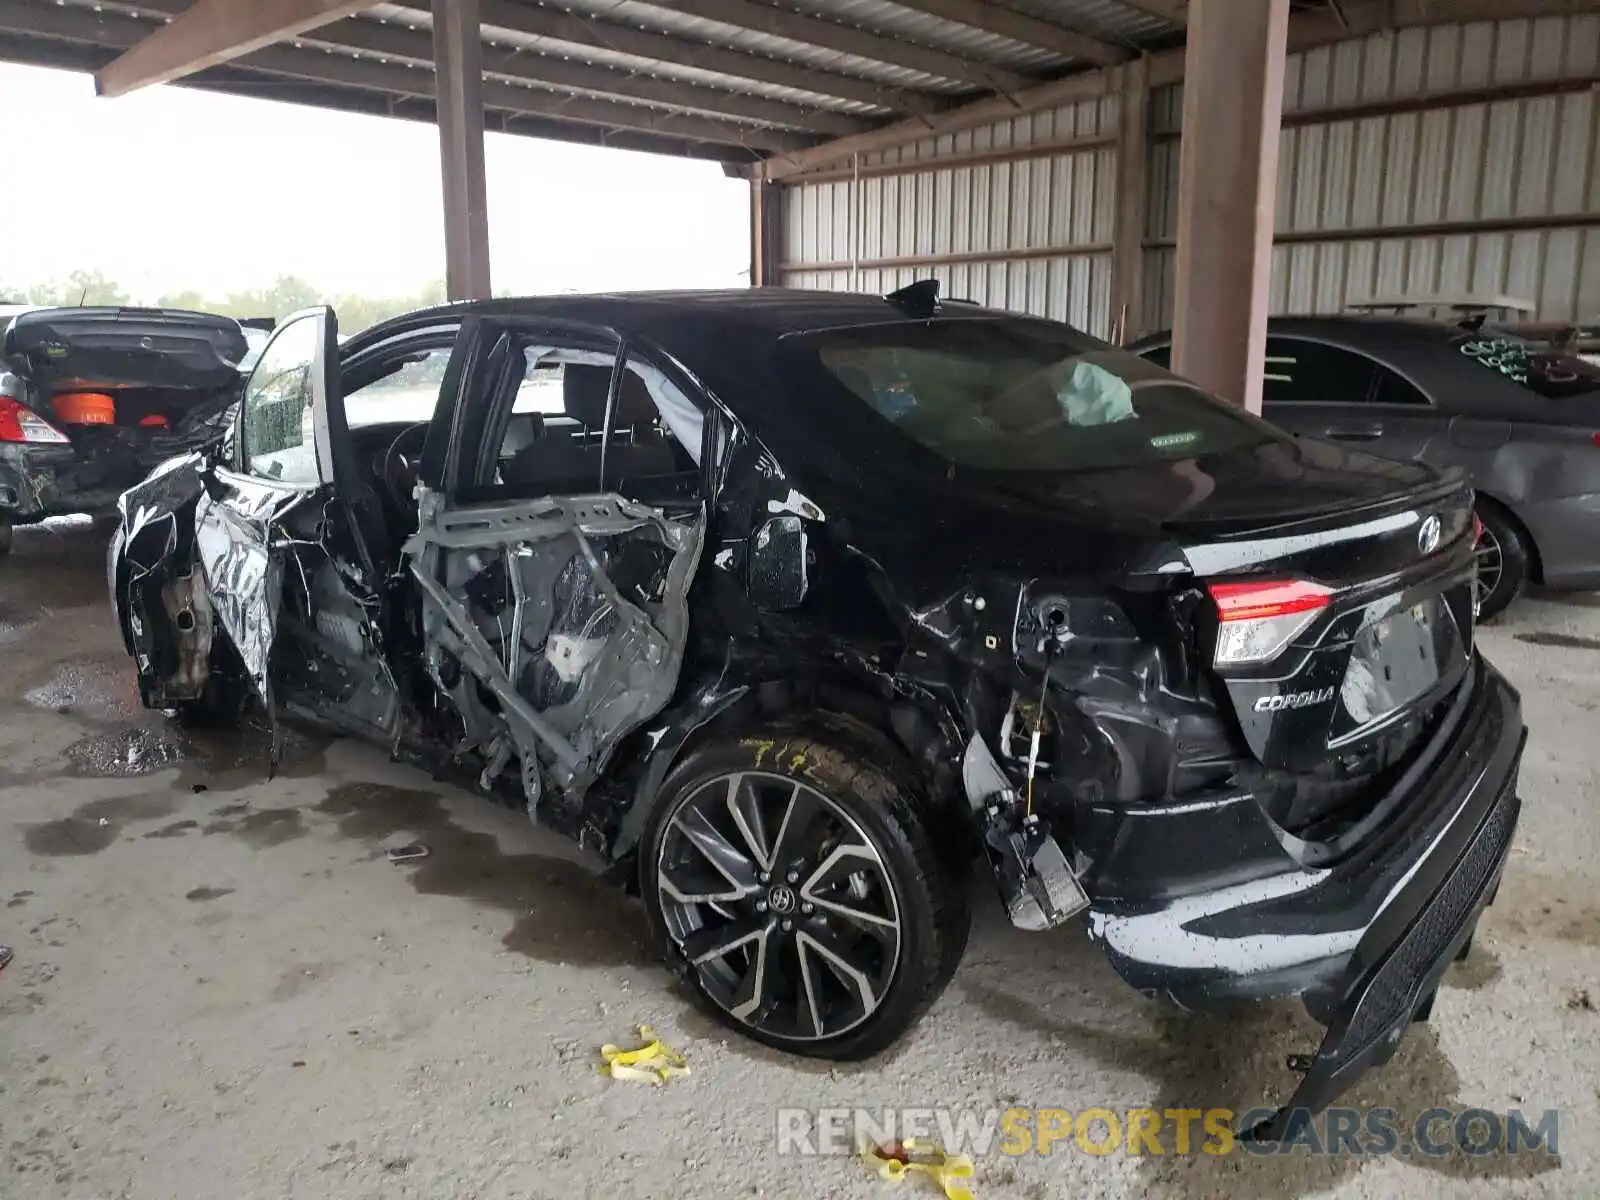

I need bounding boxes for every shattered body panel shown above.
[105,292,1528,1134]
[406,488,703,812]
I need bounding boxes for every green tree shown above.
[155,289,209,311]
[219,274,323,321]
[32,269,129,307]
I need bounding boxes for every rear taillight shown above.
[0,396,71,444]
[1208,579,1333,667]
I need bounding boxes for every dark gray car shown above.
[1132,316,1600,617]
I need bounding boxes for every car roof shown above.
[349,288,1015,354]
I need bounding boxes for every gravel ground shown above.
[1,519,1596,1200]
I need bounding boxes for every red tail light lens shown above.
[1208,579,1333,666]
[0,396,71,444]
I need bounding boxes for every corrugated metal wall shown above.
[779,93,1121,337]
[1143,14,1600,331]
[780,14,1600,338]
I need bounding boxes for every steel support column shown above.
[433,0,491,301]
[1111,55,1149,345]
[1170,0,1289,412]
[749,180,782,287]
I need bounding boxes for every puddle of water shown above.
[175,724,331,793]
[53,718,331,791]
[24,818,119,857]
[23,792,180,857]
[314,782,650,968]
[204,807,307,849]
[65,727,190,779]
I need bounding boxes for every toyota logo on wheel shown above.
[1417,515,1442,556]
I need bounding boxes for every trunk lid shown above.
[1173,451,1476,831]
[1,306,249,391]
[0,307,247,470]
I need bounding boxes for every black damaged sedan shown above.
[102,284,1524,1138]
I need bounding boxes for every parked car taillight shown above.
[0,396,71,444]
[1207,579,1333,667]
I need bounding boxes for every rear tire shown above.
[0,517,11,560]
[640,725,969,1061]
[1473,500,1528,621]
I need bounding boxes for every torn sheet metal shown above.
[193,482,319,704]
[405,488,703,808]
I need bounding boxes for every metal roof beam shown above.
[883,0,1130,66]
[758,66,1112,177]
[1286,0,1600,52]
[306,16,870,133]
[237,43,817,151]
[381,0,947,116]
[631,0,1036,90]
[94,0,375,97]
[1113,0,1188,23]
[2,0,811,153]
[0,19,760,160]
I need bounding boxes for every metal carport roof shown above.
[0,1,1586,169]
[0,0,1191,163]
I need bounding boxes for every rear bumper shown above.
[0,442,126,522]
[1084,655,1524,1131]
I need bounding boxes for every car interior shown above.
[335,340,704,572]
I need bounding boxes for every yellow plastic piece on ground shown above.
[598,1025,691,1084]
[862,1138,976,1200]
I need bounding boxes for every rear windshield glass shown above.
[794,319,1271,472]
[1455,334,1600,399]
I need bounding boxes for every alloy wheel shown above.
[655,771,902,1043]
[1474,521,1503,613]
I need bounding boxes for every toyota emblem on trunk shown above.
[1417,515,1442,555]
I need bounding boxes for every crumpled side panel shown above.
[406,491,703,810]
[192,483,317,703]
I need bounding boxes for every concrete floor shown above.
[1,519,1596,1200]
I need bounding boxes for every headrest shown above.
[563,364,658,428]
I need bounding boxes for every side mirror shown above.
[748,515,809,610]
[200,468,228,503]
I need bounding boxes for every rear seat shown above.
[504,365,676,490]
